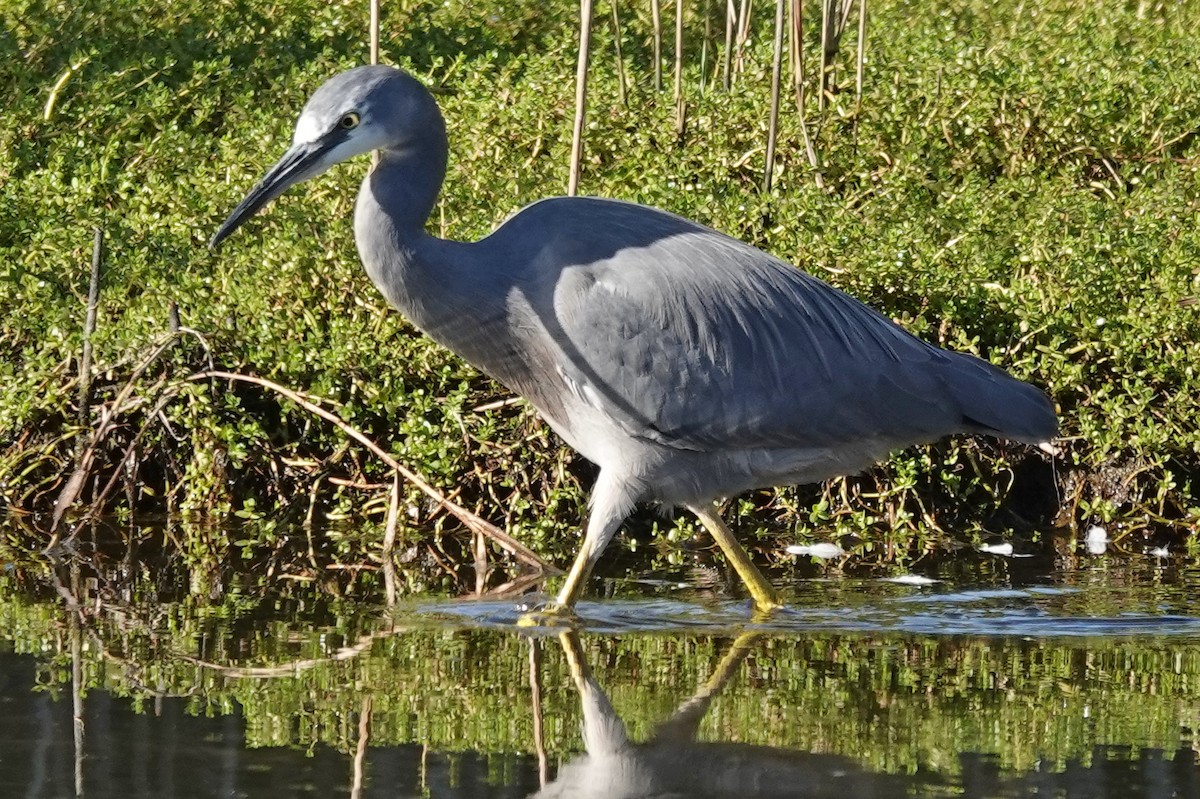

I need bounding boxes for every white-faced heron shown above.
[211,65,1057,613]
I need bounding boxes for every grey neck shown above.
[367,129,448,238]
[354,123,454,326]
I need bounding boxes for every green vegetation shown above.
[2,0,1199,582]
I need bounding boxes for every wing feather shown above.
[486,197,1050,452]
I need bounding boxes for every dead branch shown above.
[187,369,558,574]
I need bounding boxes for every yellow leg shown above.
[688,503,782,612]
[554,545,594,609]
[521,471,633,622]
[514,540,593,627]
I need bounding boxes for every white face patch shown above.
[292,112,325,145]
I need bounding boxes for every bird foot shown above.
[749,598,785,620]
[515,600,581,629]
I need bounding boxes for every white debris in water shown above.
[1149,546,1170,558]
[880,574,940,586]
[978,542,1035,558]
[1085,525,1109,555]
[786,542,847,560]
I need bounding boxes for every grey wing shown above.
[547,215,1051,451]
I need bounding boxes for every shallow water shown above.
[2,546,1199,797]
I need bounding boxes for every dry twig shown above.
[187,369,557,574]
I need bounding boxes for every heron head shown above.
[210,65,441,248]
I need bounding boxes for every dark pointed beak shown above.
[209,139,332,249]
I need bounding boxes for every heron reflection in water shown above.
[533,632,912,798]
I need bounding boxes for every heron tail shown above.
[942,352,1058,445]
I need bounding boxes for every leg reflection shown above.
[534,631,909,799]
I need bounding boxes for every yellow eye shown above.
[339,112,360,129]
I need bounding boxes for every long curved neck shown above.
[355,125,480,338]
[354,121,450,303]
[366,131,448,237]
